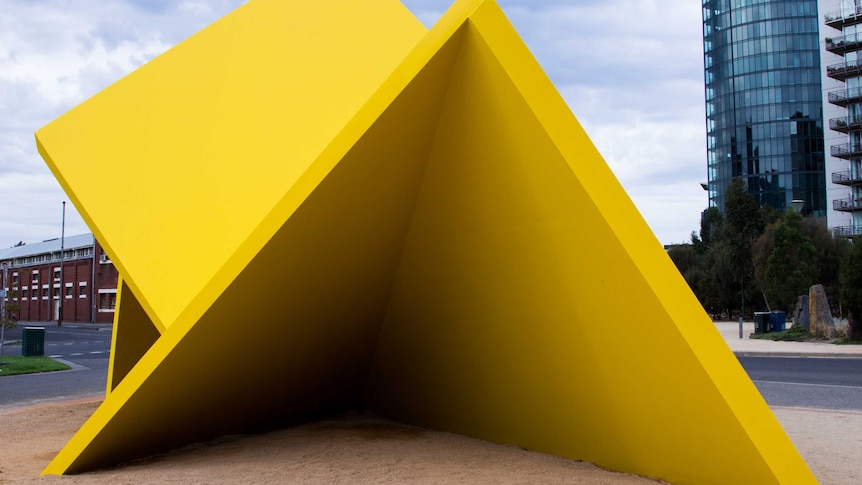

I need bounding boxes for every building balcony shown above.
[833,170,862,186]
[825,6,862,31]
[831,143,862,159]
[833,225,862,238]
[828,86,862,106]
[829,116,862,133]
[826,33,862,54]
[833,197,862,212]
[827,58,862,80]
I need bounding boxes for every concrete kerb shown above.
[733,351,862,358]
[14,321,113,332]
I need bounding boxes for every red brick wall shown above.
[93,240,119,323]
[7,240,119,324]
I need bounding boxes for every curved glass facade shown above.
[703,0,826,215]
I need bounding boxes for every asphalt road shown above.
[738,356,862,411]
[2,327,861,412]
[0,326,111,408]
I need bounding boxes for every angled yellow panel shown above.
[365,3,815,484]
[37,0,816,483]
[41,1,472,474]
[36,0,426,331]
[106,279,160,394]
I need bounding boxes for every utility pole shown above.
[58,201,65,328]
[91,233,96,323]
[1,262,8,364]
[739,278,744,339]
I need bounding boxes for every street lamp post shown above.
[58,201,65,328]
[0,262,7,365]
[739,278,744,339]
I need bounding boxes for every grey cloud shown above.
[0,0,707,247]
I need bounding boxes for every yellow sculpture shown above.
[35,0,816,483]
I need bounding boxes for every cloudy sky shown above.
[0,0,706,248]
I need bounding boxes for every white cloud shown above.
[0,0,244,248]
[0,0,708,247]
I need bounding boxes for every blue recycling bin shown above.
[770,311,786,333]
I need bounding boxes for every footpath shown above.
[715,320,862,357]
[715,320,862,485]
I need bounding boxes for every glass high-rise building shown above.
[822,0,862,237]
[702,0,826,216]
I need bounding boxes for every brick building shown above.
[0,233,119,324]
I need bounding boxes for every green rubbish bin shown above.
[754,312,770,334]
[770,311,786,332]
[22,327,45,357]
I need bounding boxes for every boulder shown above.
[793,295,810,330]
[809,284,835,338]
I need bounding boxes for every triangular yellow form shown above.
[35,1,816,483]
[105,279,160,394]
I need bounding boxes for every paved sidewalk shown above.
[715,320,862,357]
[12,320,113,332]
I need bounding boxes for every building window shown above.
[99,251,111,264]
[22,288,28,299]
[32,270,39,284]
[79,282,87,298]
[42,287,49,299]
[12,273,18,285]
[98,290,117,312]
[53,267,61,282]
[65,283,73,299]
[53,287,60,299]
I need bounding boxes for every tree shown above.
[723,178,763,317]
[840,239,862,340]
[701,241,736,318]
[1,289,18,330]
[751,219,777,306]
[802,217,849,312]
[764,211,817,313]
[699,206,724,250]
[668,243,703,298]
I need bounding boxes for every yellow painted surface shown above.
[36,0,425,332]
[38,0,815,483]
[366,3,815,484]
[106,279,160,394]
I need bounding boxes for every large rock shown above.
[793,295,810,330]
[809,284,835,338]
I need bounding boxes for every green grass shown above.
[0,356,71,376]
[750,324,862,344]
[749,324,815,342]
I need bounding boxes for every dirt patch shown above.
[773,406,862,485]
[3,399,858,484]
[0,399,662,484]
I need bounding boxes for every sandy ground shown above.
[0,399,859,484]
[772,407,862,485]
[0,398,661,485]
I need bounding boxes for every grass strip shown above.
[0,356,71,376]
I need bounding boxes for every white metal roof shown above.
[0,233,96,261]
